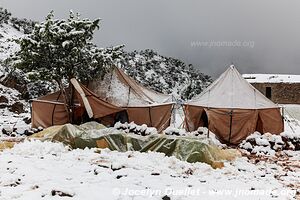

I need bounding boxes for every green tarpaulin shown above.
[32,122,240,168]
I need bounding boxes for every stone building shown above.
[242,74,300,104]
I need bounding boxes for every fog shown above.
[1,0,300,77]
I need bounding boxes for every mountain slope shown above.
[116,49,212,100]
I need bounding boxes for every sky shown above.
[1,0,300,77]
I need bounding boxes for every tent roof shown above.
[33,79,124,119]
[89,66,174,107]
[187,65,279,109]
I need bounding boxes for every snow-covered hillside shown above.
[116,49,212,100]
[0,24,23,78]
[0,9,41,133]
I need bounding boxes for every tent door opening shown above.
[200,111,208,128]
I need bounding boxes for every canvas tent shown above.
[88,66,175,132]
[184,65,284,144]
[31,79,124,128]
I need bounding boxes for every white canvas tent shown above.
[184,65,284,144]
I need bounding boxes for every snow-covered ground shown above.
[0,140,297,200]
[0,84,30,135]
[283,104,300,122]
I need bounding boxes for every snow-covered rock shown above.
[240,129,300,156]
[114,121,158,136]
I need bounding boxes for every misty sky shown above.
[1,0,300,77]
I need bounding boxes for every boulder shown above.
[23,117,31,124]
[0,95,8,103]
[9,102,24,114]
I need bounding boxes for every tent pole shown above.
[228,110,233,144]
[52,91,62,126]
[207,127,210,139]
[205,108,210,138]
[149,107,153,127]
[207,115,210,139]
[127,87,131,106]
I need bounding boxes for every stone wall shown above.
[251,83,300,104]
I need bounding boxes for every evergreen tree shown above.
[0,7,11,26]
[14,11,123,122]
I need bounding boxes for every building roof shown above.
[187,65,278,109]
[242,74,300,83]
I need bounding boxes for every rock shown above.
[0,95,8,103]
[2,128,9,135]
[151,172,160,176]
[51,190,73,197]
[10,132,16,137]
[294,142,300,151]
[0,103,9,109]
[23,130,34,136]
[197,130,204,135]
[162,195,171,200]
[1,71,28,98]
[9,102,24,114]
[23,117,31,124]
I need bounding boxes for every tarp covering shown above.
[89,66,175,131]
[31,79,124,128]
[0,141,16,151]
[184,66,284,144]
[31,122,240,168]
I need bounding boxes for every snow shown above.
[0,140,296,200]
[163,126,227,148]
[114,121,158,135]
[252,146,276,156]
[114,49,212,100]
[243,74,300,83]
[0,23,23,77]
[0,84,30,135]
[256,137,270,146]
[145,69,155,79]
[282,104,300,122]
[240,129,299,156]
[0,23,22,60]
